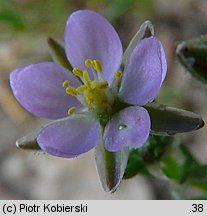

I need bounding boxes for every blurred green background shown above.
[0,0,207,199]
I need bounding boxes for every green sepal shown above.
[145,102,204,135]
[16,130,41,151]
[122,20,154,65]
[95,138,129,193]
[47,37,72,70]
[176,36,207,83]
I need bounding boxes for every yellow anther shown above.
[115,70,122,78]
[83,71,91,87]
[92,59,102,72]
[66,87,78,96]
[62,80,70,88]
[68,107,76,115]
[96,80,108,89]
[76,85,87,92]
[85,59,93,67]
[72,68,83,77]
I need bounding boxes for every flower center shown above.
[63,59,111,115]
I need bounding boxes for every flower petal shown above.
[64,10,123,83]
[10,62,82,119]
[119,36,167,105]
[104,106,150,152]
[37,116,101,158]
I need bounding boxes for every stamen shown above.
[63,58,110,112]
[96,80,108,89]
[92,60,102,72]
[85,59,93,67]
[66,87,78,96]
[62,80,70,88]
[83,71,91,87]
[76,85,87,92]
[72,68,83,77]
[68,107,76,115]
[115,70,122,78]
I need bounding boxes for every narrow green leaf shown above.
[160,144,207,185]
[95,139,129,193]
[140,135,173,162]
[178,144,200,183]
[145,102,204,135]
[124,149,147,179]
[124,135,172,179]
[176,36,207,83]
[161,156,180,181]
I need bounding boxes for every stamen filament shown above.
[83,71,91,87]
[76,85,87,92]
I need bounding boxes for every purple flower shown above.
[10,10,167,158]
